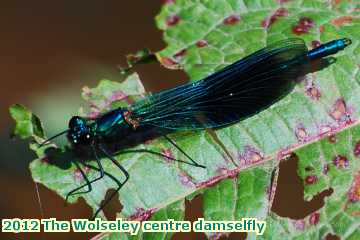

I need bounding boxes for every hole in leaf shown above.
[40,183,93,219]
[326,233,340,240]
[101,189,123,220]
[173,194,206,240]
[173,195,247,239]
[271,154,333,219]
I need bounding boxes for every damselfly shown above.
[41,38,351,219]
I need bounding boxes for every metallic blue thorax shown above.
[94,108,132,139]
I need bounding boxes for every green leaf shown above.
[119,49,157,75]
[9,104,44,140]
[261,126,360,239]
[155,0,360,239]
[203,161,276,239]
[10,0,360,239]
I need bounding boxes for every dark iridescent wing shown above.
[130,38,308,130]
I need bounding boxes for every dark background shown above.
[0,1,332,239]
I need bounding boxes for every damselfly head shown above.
[67,116,93,146]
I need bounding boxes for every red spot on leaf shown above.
[178,170,195,188]
[41,157,49,164]
[299,17,315,28]
[239,146,264,166]
[262,8,288,28]
[261,20,268,28]
[309,212,320,225]
[161,148,174,163]
[164,0,175,4]
[333,155,349,169]
[127,99,134,105]
[295,124,309,142]
[74,166,90,182]
[311,40,321,48]
[159,56,178,68]
[276,8,288,16]
[110,90,127,102]
[223,15,240,25]
[292,16,315,35]
[328,134,337,143]
[278,0,291,3]
[319,25,325,33]
[329,98,352,124]
[166,15,180,26]
[74,170,82,181]
[331,0,342,5]
[129,207,157,221]
[331,16,353,26]
[173,49,186,60]
[196,40,208,48]
[354,141,360,157]
[292,219,305,230]
[348,171,360,203]
[292,25,307,35]
[305,76,321,101]
[305,175,318,184]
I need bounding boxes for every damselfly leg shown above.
[163,135,206,168]
[66,140,205,218]
[66,143,204,201]
[65,145,104,203]
[91,144,130,220]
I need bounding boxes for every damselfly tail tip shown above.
[343,38,352,47]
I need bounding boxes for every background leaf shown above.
[9,104,44,140]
